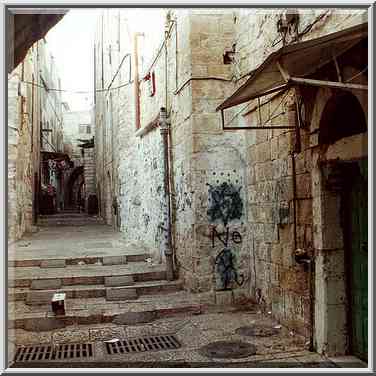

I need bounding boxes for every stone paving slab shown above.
[106,287,138,301]
[31,279,62,290]
[13,262,165,281]
[9,245,149,262]
[40,259,66,268]
[104,275,134,287]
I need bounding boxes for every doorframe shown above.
[342,158,368,360]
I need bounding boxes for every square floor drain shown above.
[105,335,181,355]
[14,343,94,362]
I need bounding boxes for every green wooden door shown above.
[349,159,368,360]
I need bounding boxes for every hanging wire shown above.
[15,79,133,94]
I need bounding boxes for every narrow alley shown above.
[6,6,370,370]
[8,211,336,368]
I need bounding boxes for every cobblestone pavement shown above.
[8,310,368,368]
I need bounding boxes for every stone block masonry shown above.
[93,8,369,358]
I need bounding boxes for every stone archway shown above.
[65,166,84,209]
[310,88,368,357]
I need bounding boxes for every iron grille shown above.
[14,343,93,362]
[105,335,181,355]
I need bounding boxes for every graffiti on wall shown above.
[211,226,242,248]
[215,248,245,290]
[207,181,245,290]
[207,182,243,226]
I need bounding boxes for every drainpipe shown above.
[159,107,174,281]
[133,32,144,130]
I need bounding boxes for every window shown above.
[79,125,91,134]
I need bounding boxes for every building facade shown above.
[93,8,368,359]
[8,38,65,241]
[62,107,95,211]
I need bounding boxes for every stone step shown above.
[37,218,103,224]
[9,280,183,302]
[9,252,147,268]
[104,275,134,287]
[9,292,203,331]
[105,287,138,301]
[37,221,105,227]
[38,213,93,218]
[10,263,167,288]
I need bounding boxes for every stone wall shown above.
[230,7,368,350]
[8,38,66,242]
[8,48,37,243]
[8,71,33,243]
[94,9,125,225]
[185,10,249,295]
[93,8,368,355]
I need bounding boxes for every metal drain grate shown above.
[14,343,94,362]
[105,335,181,355]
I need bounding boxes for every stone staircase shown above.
[37,212,105,226]
[8,252,200,332]
[8,213,204,333]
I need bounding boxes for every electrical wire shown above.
[11,78,133,95]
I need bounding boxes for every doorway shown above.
[344,159,368,361]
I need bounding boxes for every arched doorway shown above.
[319,91,367,145]
[312,89,368,359]
[65,166,84,210]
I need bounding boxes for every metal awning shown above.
[216,22,368,112]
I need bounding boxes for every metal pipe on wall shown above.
[159,107,174,281]
[133,32,143,130]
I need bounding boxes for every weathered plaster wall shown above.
[94,10,126,226]
[39,40,64,154]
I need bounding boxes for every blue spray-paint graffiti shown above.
[207,182,243,226]
[207,181,245,290]
[215,248,245,290]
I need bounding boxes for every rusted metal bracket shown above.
[289,77,367,91]
[221,109,295,131]
[332,53,342,82]
[276,60,290,83]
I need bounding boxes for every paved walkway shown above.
[9,310,367,368]
[7,213,368,369]
[8,219,149,263]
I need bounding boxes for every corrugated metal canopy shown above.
[216,22,368,111]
